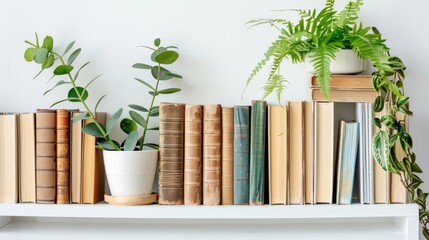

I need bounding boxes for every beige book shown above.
[222,107,234,205]
[203,104,222,205]
[0,114,18,203]
[315,102,334,204]
[159,103,185,205]
[71,112,83,204]
[268,105,287,205]
[391,112,408,204]
[184,105,203,205]
[374,107,389,204]
[19,113,36,203]
[82,112,106,204]
[311,89,376,102]
[311,75,373,89]
[288,102,304,205]
[304,102,314,204]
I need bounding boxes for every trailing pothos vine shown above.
[244,0,429,237]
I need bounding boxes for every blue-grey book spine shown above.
[233,106,250,205]
[249,100,267,205]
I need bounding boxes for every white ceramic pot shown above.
[103,150,158,197]
[305,49,365,74]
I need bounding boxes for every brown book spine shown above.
[56,109,70,204]
[184,105,203,205]
[36,109,56,204]
[222,107,234,205]
[311,75,373,89]
[203,105,222,205]
[311,88,376,102]
[159,103,185,205]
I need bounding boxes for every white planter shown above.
[103,150,158,197]
[305,49,365,74]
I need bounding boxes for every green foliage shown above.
[24,34,183,152]
[248,0,428,237]
[245,0,390,100]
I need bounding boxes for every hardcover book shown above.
[203,104,222,205]
[159,103,185,205]
[56,109,70,204]
[311,75,373,89]
[233,106,250,205]
[391,112,409,204]
[19,113,36,203]
[249,100,266,205]
[35,109,57,204]
[288,102,304,205]
[0,113,18,203]
[311,88,376,102]
[184,104,203,205]
[222,107,234,205]
[268,105,287,205]
[70,111,83,204]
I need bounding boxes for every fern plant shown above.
[247,0,429,238]
[245,0,391,101]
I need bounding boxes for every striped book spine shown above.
[233,106,250,205]
[249,100,267,205]
[56,109,70,204]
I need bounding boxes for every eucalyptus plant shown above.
[245,0,429,238]
[24,34,182,151]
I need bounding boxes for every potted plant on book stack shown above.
[24,34,182,205]
[244,0,429,237]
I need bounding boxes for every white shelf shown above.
[0,203,419,240]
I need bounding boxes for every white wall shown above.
[1,0,428,209]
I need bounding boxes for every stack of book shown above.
[0,110,105,204]
[311,75,377,102]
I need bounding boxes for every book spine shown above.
[203,104,222,205]
[56,109,70,204]
[184,105,203,205]
[18,113,36,203]
[233,106,250,205]
[222,107,234,205]
[0,114,19,203]
[159,103,185,205]
[35,110,56,204]
[249,100,267,205]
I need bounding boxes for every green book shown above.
[233,106,250,205]
[249,100,267,205]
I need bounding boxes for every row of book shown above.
[0,110,105,204]
[158,100,409,205]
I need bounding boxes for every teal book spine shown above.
[233,106,250,205]
[249,100,267,205]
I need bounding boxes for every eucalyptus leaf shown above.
[24,48,37,62]
[129,110,146,128]
[151,47,166,62]
[154,38,161,47]
[67,48,81,65]
[97,139,120,151]
[67,87,88,102]
[128,104,148,112]
[82,122,105,138]
[120,118,137,134]
[124,130,139,151]
[84,74,102,90]
[143,143,159,149]
[94,94,107,113]
[135,78,155,91]
[43,80,70,96]
[106,108,123,135]
[54,65,74,75]
[132,63,152,69]
[42,36,53,51]
[72,112,90,123]
[63,41,76,56]
[41,54,55,69]
[34,48,48,64]
[50,98,79,108]
[74,62,90,81]
[150,66,175,80]
[148,91,159,97]
[158,88,181,94]
[155,51,179,64]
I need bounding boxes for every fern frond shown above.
[335,0,364,27]
[310,41,343,99]
[243,39,281,98]
[262,74,287,103]
[247,18,291,31]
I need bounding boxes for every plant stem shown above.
[51,51,121,151]
[139,62,161,150]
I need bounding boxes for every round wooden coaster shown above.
[104,194,157,206]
